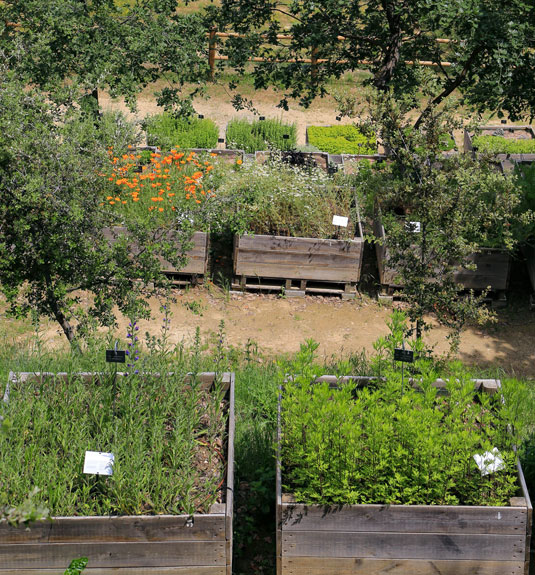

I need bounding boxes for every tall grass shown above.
[226,118,297,153]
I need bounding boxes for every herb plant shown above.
[216,155,359,239]
[472,134,535,154]
[226,118,297,153]
[0,329,228,516]
[307,125,376,154]
[280,339,519,507]
[144,114,219,151]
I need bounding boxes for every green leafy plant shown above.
[226,118,297,153]
[279,324,520,507]
[307,125,376,154]
[472,135,535,154]
[64,558,88,575]
[144,114,219,150]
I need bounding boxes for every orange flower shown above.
[236,159,243,165]
[106,196,113,200]
[158,207,164,212]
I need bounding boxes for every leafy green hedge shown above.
[472,134,535,154]
[144,113,219,150]
[226,118,297,153]
[307,125,376,154]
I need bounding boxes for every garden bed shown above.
[373,216,511,296]
[277,375,532,575]
[103,227,210,285]
[232,229,364,298]
[464,125,535,162]
[306,125,377,155]
[0,371,235,575]
[255,150,330,172]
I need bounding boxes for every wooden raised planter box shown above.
[276,375,532,575]
[103,227,210,285]
[232,223,364,298]
[464,125,535,163]
[0,371,235,575]
[373,216,511,297]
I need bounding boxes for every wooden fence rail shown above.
[208,29,453,78]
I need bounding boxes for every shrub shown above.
[144,113,219,150]
[307,125,376,154]
[472,134,535,154]
[226,118,297,153]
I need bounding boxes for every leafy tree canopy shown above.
[0,67,191,343]
[0,0,209,113]
[204,0,535,124]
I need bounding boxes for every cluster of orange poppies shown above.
[101,146,215,214]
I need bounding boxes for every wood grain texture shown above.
[234,234,364,283]
[0,541,226,569]
[102,228,209,275]
[280,503,526,535]
[281,556,524,575]
[282,531,525,561]
[0,568,225,575]
[0,515,225,544]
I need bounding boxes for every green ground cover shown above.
[307,125,377,154]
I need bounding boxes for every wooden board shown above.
[0,541,226,569]
[102,228,209,275]
[0,515,225,543]
[234,234,364,283]
[281,556,524,575]
[523,244,535,292]
[280,503,526,535]
[281,531,525,561]
[0,569,225,575]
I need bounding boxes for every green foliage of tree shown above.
[0,70,191,344]
[358,93,521,347]
[205,0,535,124]
[0,0,209,112]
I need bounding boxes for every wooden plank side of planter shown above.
[102,227,209,275]
[523,244,535,292]
[280,503,526,535]
[225,373,236,575]
[234,235,364,283]
[281,531,525,561]
[0,541,226,569]
[0,515,226,543]
[373,216,511,291]
[454,250,511,291]
[1,569,225,575]
[281,556,524,575]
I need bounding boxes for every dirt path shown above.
[22,287,535,377]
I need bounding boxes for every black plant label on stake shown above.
[106,349,126,363]
[394,348,414,363]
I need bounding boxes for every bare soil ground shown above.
[8,285,534,377]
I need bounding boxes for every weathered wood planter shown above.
[232,223,364,298]
[464,125,535,163]
[103,227,210,285]
[189,149,245,163]
[277,376,532,575]
[255,151,330,172]
[0,371,235,575]
[373,216,511,299]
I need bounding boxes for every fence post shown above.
[209,27,217,79]
[311,46,318,80]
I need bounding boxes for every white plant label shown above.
[83,451,114,476]
[473,448,504,476]
[332,215,349,227]
[407,221,421,232]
